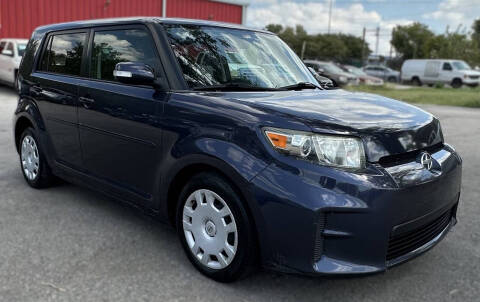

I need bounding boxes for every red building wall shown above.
[168,0,242,24]
[0,0,243,39]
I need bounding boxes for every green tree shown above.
[391,23,435,59]
[266,24,371,64]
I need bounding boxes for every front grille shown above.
[386,208,452,261]
[379,143,444,167]
[469,75,479,79]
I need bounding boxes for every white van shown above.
[0,38,28,89]
[401,59,480,88]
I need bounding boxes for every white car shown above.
[0,38,28,89]
[401,59,480,88]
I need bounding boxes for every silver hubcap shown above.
[182,189,238,270]
[21,135,40,181]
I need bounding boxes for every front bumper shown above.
[249,145,462,275]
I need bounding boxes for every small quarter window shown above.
[90,29,159,82]
[40,33,87,76]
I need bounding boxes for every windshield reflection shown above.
[164,25,316,89]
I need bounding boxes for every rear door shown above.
[77,24,166,204]
[31,30,89,168]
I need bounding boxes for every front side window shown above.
[40,33,86,76]
[0,41,6,53]
[164,25,315,89]
[443,62,452,71]
[90,29,159,82]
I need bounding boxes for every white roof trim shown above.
[210,0,250,6]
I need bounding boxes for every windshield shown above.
[17,43,26,57]
[164,25,316,89]
[452,61,471,70]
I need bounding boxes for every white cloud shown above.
[247,1,413,56]
[423,0,479,32]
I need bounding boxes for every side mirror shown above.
[318,68,325,74]
[113,62,156,86]
[2,49,13,56]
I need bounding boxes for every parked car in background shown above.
[401,59,480,88]
[363,65,399,83]
[304,60,358,87]
[0,38,28,89]
[341,65,384,86]
[306,67,335,89]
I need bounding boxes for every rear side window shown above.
[39,33,87,76]
[443,62,452,71]
[90,28,159,82]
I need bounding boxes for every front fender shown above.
[157,138,269,233]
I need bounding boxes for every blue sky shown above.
[246,0,480,55]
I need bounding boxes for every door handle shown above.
[78,96,95,108]
[30,86,43,96]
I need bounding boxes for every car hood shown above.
[359,75,383,82]
[221,89,443,162]
[463,70,480,76]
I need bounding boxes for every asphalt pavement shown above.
[0,86,479,301]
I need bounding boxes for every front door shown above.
[77,25,166,203]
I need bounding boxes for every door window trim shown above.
[84,24,165,88]
[35,29,90,78]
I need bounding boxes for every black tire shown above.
[412,77,422,86]
[387,76,397,83]
[19,127,55,188]
[451,78,462,89]
[176,172,257,282]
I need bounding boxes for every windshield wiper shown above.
[193,83,285,92]
[279,82,322,90]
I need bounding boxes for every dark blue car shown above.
[14,18,462,282]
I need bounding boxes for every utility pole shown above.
[361,27,366,65]
[300,41,307,60]
[327,0,333,34]
[389,28,393,59]
[375,26,380,55]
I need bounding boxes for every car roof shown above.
[34,17,273,35]
[0,38,29,43]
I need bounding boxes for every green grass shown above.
[345,85,480,108]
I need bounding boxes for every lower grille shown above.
[387,208,452,261]
[313,213,326,262]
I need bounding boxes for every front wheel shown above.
[176,172,257,282]
[451,78,462,89]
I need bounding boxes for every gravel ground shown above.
[0,86,479,302]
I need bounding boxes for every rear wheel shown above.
[451,78,462,89]
[412,77,422,86]
[176,172,257,282]
[19,128,55,188]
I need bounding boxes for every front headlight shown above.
[264,128,366,169]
